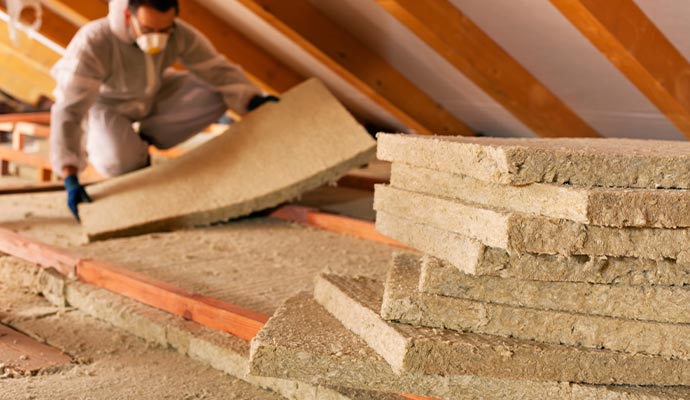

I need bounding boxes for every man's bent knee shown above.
[90,153,149,178]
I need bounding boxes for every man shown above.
[50,0,277,220]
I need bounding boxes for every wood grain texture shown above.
[551,0,690,139]
[76,259,268,341]
[374,0,600,138]
[0,324,72,375]
[253,0,474,136]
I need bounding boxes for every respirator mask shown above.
[130,15,170,55]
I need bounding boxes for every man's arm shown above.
[50,24,107,221]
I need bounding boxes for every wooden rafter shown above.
[374,0,601,138]
[250,0,473,136]
[237,0,445,135]
[551,0,690,140]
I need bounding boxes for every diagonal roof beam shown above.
[551,0,690,140]
[237,0,447,134]
[248,0,474,136]
[374,0,601,138]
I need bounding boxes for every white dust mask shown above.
[136,32,168,55]
[131,16,170,55]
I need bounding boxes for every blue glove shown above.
[64,175,92,222]
[247,94,279,111]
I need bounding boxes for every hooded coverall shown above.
[50,0,262,177]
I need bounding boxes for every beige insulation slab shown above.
[375,185,690,262]
[420,255,690,324]
[0,256,402,400]
[80,79,376,241]
[382,253,690,360]
[377,133,690,189]
[313,272,690,385]
[391,162,690,228]
[376,211,690,286]
[249,293,690,399]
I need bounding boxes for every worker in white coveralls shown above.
[50,0,278,221]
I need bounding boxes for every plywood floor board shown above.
[80,79,376,241]
[377,133,690,189]
[314,272,690,385]
[391,162,690,228]
[249,293,690,399]
[383,254,690,360]
[376,211,690,286]
[375,185,690,262]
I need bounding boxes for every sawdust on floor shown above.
[77,218,402,315]
[0,282,283,400]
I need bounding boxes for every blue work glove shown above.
[64,175,92,222]
[247,94,280,111]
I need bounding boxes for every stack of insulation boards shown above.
[248,134,690,400]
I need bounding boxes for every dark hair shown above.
[129,0,179,15]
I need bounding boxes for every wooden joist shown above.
[551,0,690,140]
[373,0,601,138]
[269,205,407,248]
[0,324,72,376]
[76,259,269,341]
[0,146,52,170]
[0,113,50,124]
[0,181,65,195]
[0,228,78,276]
[252,0,473,136]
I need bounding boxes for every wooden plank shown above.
[238,0,437,135]
[335,174,387,191]
[0,324,72,376]
[0,181,65,194]
[253,0,473,136]
[0,227,78,276]
[550,0,690,140]
[401,395,440,400]
[76,259,268,341]
[374,0,601,138]
[0,146,52,170]
[0,113,50,124]
[14,122,50,138]
[270,205,408,248]
[38,168,52,182]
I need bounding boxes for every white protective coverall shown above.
[50,0,262,177]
